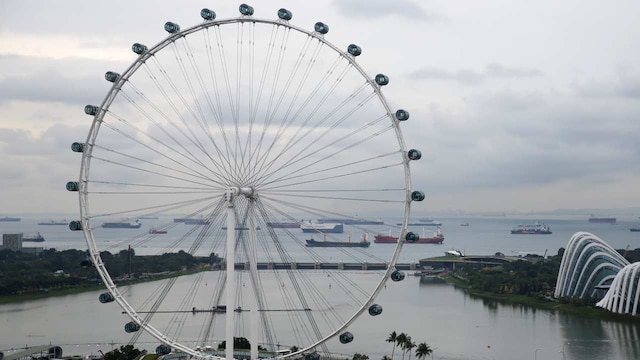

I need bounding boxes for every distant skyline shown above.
[1,0,640,214]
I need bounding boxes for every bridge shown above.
[220,262,419,271]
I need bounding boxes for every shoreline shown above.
[443,275,640,324]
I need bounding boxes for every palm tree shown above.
[415,343,433,360]
[386,331,398,359]
[396,333,408,360]
[404,339,416,360]
[381,356,392,360]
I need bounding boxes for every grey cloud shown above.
[573,72,640,99]
[406,63,543,85]
[331,0,436,21]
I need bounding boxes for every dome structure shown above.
[554,232,629,299]
[597,263,640,315]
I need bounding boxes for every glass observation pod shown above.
[84,105,99,116]
[396,109,410,121]
[347,44,362,57]
[71,142,84,153]
[339,332,354,344]
[391,270,406,282]
[408,149,422,160]
[124,321,141,333]
[104,71,120,83]
[405,232,419,243]
[375,73,389,86]
[368,304,383,316]
[68,221,83,231]
[200,8,216,20]
[132,43,148,55]
[164,21,180,34]
[239,3,254,16]
[411,191,426,201]
[66,181,79,192]
[99,292,115,303]
[277,8,293,21]
[155,345,171,355]
[314,22,329,34]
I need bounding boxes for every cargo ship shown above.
[300,222,344,234]
[184,218,210,225]
[510,223,552,235]
[374,228,444,244]
[149,228,167,234]
[0,216,21,222]
[23,232,45,242]
[631,228,640,232]
[101,221,142,229]
[221,226,261,230]
[317,218,384,225]
[38,219,67,226]
[305,233,370,247]
[418,218,442,226]
[266,222,300,228]
[588,215,616,224]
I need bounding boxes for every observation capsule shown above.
[71,142,85,153]
[339,332,354,344]
[155,345,171,355]
[239,4,254,16]
[375,74,389,86]
[164,21,180,34]
[411,191,425,201]
[395,109,410,121]
[391,270,405,282]
[124,321,141,333]
[314,22,329,34]
[99,292,114,303]
[277,8,292,21]
[368,303,383,316]
[132,43,148,55]
[105,71,120,83]
[84,105,99,116]
[347,44,362,57]
[305,353,320,360]
[66,181,79,192]
[407,149,422,160]
[201,8,216,20]
[405,232,419,243]
[69,221,83,231]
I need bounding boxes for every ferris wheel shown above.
[68,4,423,360]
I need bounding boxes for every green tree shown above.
[395,333,407,360]
[103,345,142,360]
[352,353,369,360]
[403,337,415,360]
[386,331,398,359]
[415,343,432,360]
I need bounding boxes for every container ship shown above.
[101,221,142,229]
[588,215,616,224]
[38,220,67,226]
[267,222,301,228]
[630,228,640,232]
[418,218,442,226]
[305,233,370,247]
[0,216,21,222]
[183,218,210,225]
[149,228,167,234]
[300,222,344,234]
[510,223,552,235]
[374,228,444,244]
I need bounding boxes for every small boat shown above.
[184,218,210,225]
[511,223,552,235]
[23,232,45,242]
[460,223,469,227]
[101,221,142,229]
[149,228,167,234]
[300,222,344,234]
[305,233,370,248]
[38,219,67,226]
[630,228,640,232]
[0,216,21,222]
[139,215,159,220]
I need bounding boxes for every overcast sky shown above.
[1,0,639,215]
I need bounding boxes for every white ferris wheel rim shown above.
[77,10,415,360]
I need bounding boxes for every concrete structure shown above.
[1,233,22,251]
[555,232,628,299]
